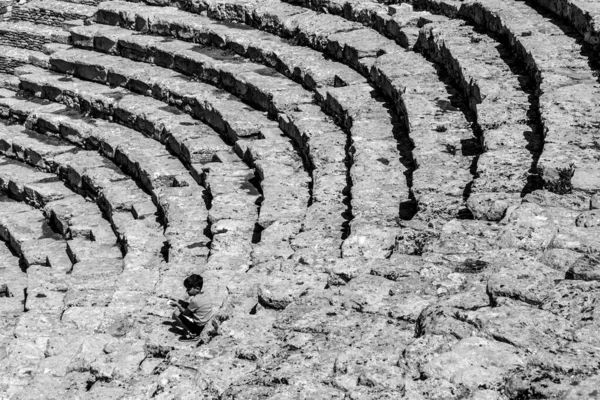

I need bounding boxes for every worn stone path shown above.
[0,0,599,397]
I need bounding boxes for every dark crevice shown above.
[251,223,263,244]
[390,103,417,222]
[160,240,170,262]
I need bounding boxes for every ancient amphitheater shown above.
[0,0,599,397]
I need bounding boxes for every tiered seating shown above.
[280,0,543,222]
[412,0,600,195]
[132,0,478,225]
[93,1,364,89]
[56,29,350,259]
[0,91,218,264]
[0,0,598,397]
[0,124,162,254]
[21,52,315,264]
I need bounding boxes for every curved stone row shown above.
[0,88,256,272]
[170,0,478,225]
[14,68,258,260]
[0,122,164,257]
[34,44,321,264]
[279,0,542,220]
[415,0,600,200]
[85,7,359,259]
[63,24,398,258]
[0,44,49,75]
[416,19,539,220]
[94,1,365,90]
[94,0,475,249]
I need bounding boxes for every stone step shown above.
[0,21,71,52]
[441,0,600,194]
[10,0,96,27]
[0,194,71,270]
[25,57,312,237]
[167,0,478,223]
[0,122,164,256]
[0,44,49,74]
[94,1,365,90]
[49,47,313,129]
[416,19,539,219]
[64,29,349,257]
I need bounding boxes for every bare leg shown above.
[172,310,201,336]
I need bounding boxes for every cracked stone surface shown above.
[0,0,600,398]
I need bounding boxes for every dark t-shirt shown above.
[187,291,214,325]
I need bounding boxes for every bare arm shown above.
[169,300,193,316]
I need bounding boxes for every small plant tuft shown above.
[544,163,575,195]
[443,143,457,156]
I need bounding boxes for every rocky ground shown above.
[0,0,600,398]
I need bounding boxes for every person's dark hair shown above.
[183,274,203,290]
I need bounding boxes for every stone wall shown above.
[0,53,28,74]
[11,6,83,25]
[0,28,55,52]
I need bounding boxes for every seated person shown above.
[169,274,214,341]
